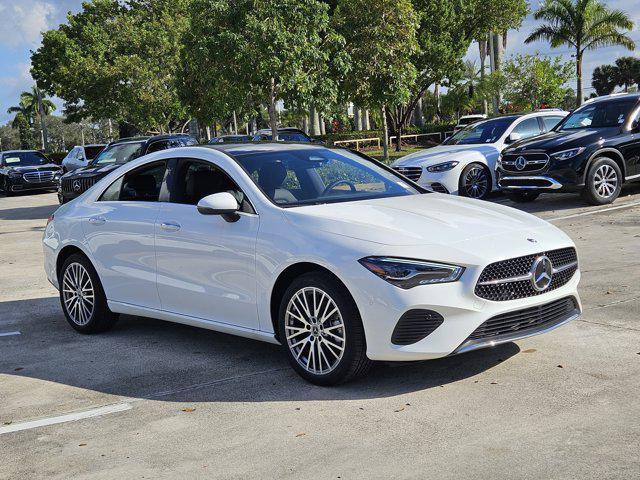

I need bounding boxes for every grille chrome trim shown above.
[477,261,578,286]
[23,171,56,183]
[499,176,562,190]
[453,297,580,355]
[392,166,422,182]
[500,152,549,173]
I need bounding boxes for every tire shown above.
[504,191,540,203]
[581,157,622,206]
[278,271,372,385]
[459,163,491,200]
[59,253,119,333]
[1,177,14,196]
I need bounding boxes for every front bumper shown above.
[498,175,563,190]
[351,258,581,361]
[7,178,59,192]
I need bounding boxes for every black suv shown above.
[0,150,62,196]
[58,134,197,203]
[498,93,640,205]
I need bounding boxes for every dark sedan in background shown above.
[0,150,62,196]
[58,133,197,203]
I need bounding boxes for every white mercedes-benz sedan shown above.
[43,143,581,385]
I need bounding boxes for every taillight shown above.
[46,214,54,227]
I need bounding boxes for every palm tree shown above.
[525,0,635,106]
[9,87,56,151]
[7,97,36,149]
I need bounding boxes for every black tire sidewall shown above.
[583,157,622,205]
[277,271,368,385]
[59,253,116,333]
[459,163,491,200]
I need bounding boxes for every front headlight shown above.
[8,171,22,178]
[358,257,464,289]
[427,161,459,173]
[53,171,62,181]
[551,147,585,161]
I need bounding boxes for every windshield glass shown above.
[559,98,637,130]
[260,132,310,142]
[2,151,49,166]
[232,146,420,207]
[91,142,144,166]
[445,117,515,145]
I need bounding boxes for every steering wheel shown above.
[321,180,357,196]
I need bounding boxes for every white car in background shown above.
[61,144,106,172]
[453,114,487,132]
[44,143,581,385]
[392,110,568,200]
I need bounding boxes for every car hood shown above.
[391,143,499,167]
[6,164,61,173]
[505,127,619,153]
[63,163,121,178]
[284,194,553,247]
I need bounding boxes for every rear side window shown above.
[99,161,167,202]
[512,117,542,139]
[542,116,564,132]
[84,146,104,160]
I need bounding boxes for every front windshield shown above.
[559,98,637,130]
[232,147,420,207]
[445,117,514,145]
[91,142,144,166]
[2,151,49,166]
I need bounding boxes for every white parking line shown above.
[548,200,640,222]
[0,331,21,337]
[0,403,132,435]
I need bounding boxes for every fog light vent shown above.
[391,309,444,345]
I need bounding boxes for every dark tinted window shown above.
[84,146,104,160]
[100,161,166,202]
[444,117,515,145]
[2,151,49,166]
[170,160,253,212]
[512,117,542,139]
[560,99,637,130]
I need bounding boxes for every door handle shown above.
[160,222,181,232]
[88,216,106,225]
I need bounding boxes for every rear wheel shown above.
[278,271,372,385]
[581,158,622,205]
[59,253,118,333]
[459,163,491,200]
[1,177,14,196]
[504,191,540,203]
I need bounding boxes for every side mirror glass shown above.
[506,132,522,144]
[197,192,239,216]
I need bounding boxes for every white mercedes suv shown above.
[43,143,581,385]
[392,110,568,199]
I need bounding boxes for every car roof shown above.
[255,127,307,134]
[80,144,106,148]
[203,142,325,157]
[1,149,47,155]
[584,92,640,104]
[110,133,193,146]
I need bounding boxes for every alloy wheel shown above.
[593,164,618,198]
[462,166,489,198]
[61,262,95,326]
[284,287,346,375]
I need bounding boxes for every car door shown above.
[83,160,168,310]
[154,158,260,329]
[617,107,640,177]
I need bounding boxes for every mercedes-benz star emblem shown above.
[515,156,527,171]
[530,255,553,292]
[72,180,81,192]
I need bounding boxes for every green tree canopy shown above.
[591,64,618,96]
[613,56,640,92]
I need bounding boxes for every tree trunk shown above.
[413,96,424,127]
[381,105,389,162]
[353,106,361,131]
[394,106,402,152]
[269,78,278,140]
[232,110,238,135]
[320,115,326,135]
[434,83,441,121]
[478,38,488,115]
[363,109,370,130]
[35,87,49,152]
[576,49,583,106]
[309,105,320,135]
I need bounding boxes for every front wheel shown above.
[278,271,372,385]
[459,163,491,200]
[581,158,622,205]
[59,253,119,333]
[504,191,540,203]
[1,177,14,196]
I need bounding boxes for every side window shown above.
[146,140,171,154]
[170,160,253,213]
[512,117,542,139]
[542,116,564,132]
[99,161,166,202]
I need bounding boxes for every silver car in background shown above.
[61,144,106,172]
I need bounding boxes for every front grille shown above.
[391,309,444,345]
[475,247,578,301]
[501,152,549,173]
[61,176,97,195]
[393,166,422,182]
[23,171,55,183]
[468,296,578,340]
[430,182,449,194]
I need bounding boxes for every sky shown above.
[0,0,639,125]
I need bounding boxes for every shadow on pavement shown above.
[0,203,58,221]
[1,297,519,403]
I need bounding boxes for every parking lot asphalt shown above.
[1,186,639,480]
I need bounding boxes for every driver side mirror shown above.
[506,132,522,144]
[197,192,239,219]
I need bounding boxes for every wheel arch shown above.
[269,262,355,342]
[56,244,92,278]
[582,148,626,184]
